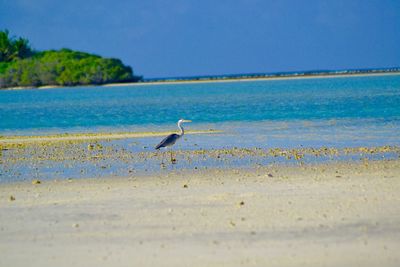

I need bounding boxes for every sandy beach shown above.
[2,2,399,267]
[1,159,399,267]
[1,72,399,267]
[0,129,220,144]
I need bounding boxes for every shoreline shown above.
[106,71,400,87]
[2,71,400,91]
[0,129,221,144]
[1,159,399,267]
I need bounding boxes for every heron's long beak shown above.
[182,120,192,123]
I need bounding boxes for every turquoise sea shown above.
[1,74,400,147]
[1,74,400,182]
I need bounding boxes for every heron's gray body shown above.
[155,133,181,149]
[155,119,191,150]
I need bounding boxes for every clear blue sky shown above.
[1,0,399,78]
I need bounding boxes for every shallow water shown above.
[1,75,399,135]
[1,136,399,183]
[1,75,400,182]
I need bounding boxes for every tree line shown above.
[0,30,141,88]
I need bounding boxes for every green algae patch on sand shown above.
[0,129,223,146]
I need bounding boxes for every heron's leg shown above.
[170,150,177,164]
[159,150,166,168]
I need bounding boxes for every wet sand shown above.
[1,160,399,267]
[0,129,220,144]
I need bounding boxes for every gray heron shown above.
[155,119,192,163]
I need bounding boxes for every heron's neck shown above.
[178,122,184,136]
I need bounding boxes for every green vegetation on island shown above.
[0,30,141,88]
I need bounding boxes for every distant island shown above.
[143,67,400,84]
[0,30,141,89]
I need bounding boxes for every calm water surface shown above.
[1,75,400,182]
[1,75,399,138]
[0,75,400,149]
